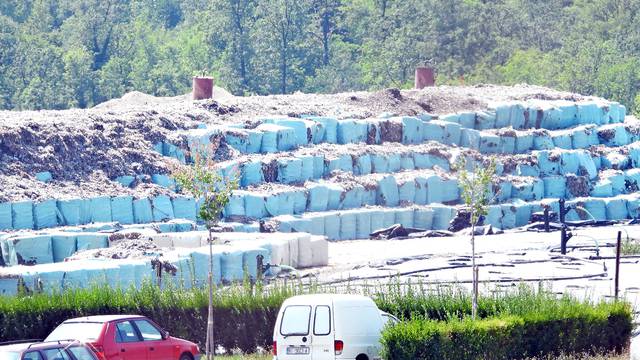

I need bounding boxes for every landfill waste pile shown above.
[1,84,639,295]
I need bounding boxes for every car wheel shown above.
[179,353,193,360]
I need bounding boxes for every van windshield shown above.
[280,305,311,336]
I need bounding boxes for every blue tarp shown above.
[0,203,11,230]
[6,234,53,265]
[76,233,109,251]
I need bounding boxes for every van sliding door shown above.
[312,305,334,360]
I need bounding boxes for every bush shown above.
[380,300,632,360]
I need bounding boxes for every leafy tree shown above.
[455,157,496,320]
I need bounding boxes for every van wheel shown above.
[356,354,369,360]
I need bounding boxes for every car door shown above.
[311,305,334,360]
[279,305,313,360]
[114,320,147,360]
[131,319,173,360]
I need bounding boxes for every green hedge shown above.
[0,283,290,352]
[380,301,632,360]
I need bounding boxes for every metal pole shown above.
[206,229,215,360]
[544,207,550,232]
[561,226,567,255]
[559,198,566,224]
[615,231,622,301]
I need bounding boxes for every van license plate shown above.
[286,346,310,355]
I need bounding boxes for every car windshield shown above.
[45,322,104,342]
[0,350,21,360]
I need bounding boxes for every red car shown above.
[44,315,200,360]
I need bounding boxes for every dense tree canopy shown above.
[1,0,640,114]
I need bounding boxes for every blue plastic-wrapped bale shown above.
[240,160,264,187]
[244,193,268,219]
[387,153,402,172]
[597,124,629,147]
[441,179,460,203]
[306,116,337,143]
[483,205,502,229]
[76,233,109,251]
[291,190,308,214]
[162,142,187,163]
[551,132,572,150]
[591,179,613,197]
[571,125,599,149]
[376,175,399,207]
[605,197,629,220]
[337,119,368,144]
[582,198,607,220]
[172,196,197,221]
[340,185,365,210]
[0,275,19,296]
[57,199,92,226]
[190,247,222,285]
[498,135,516,154]
[413,152,450,171]
[5,234,53,265]
[354,209,372,239]
[89,196,112,223]
[133,198,154,224]
[457,112,476,129]
[12,201,34,230]
[223,191,246,218]
[324,213,341,240]
[399,117,424,144]
[608,102,626,123]
[299,155,315,181]
[311,155,325,179]
[414,208,434,229]
[431,205,455,230]
[362,188,377,206]
[460,128,480,150]
[171,219,196,232]
[514,132,533,153]
[324,183,344,210]
[509,104,527,129]
[151,174,175,189]
[278,157,303,184]
[422,121,445,143]
[395,208,414,228]
[307,183,330,212]
[368,209,385,232]
[500,204,517,229]
[325,154,353,173]
[543,176,567,198]
[625,168,640,190]
[443,122,462,146]
[626,195,640,219]
[577,103,601,125]
[166,256,193,288]
[30,263,65,293]
[516,164,539,177]
[536,151,560,176]
[557,101,578,129]
[512,201,532,227]
[339,211,357,240]
[479,133,500,154]
[35,171,52,183]
[152,195,174,222]
[492,104,511,128]
[371,154,389,173]
[34,200,58,230]
[559,151,597,179]
[277,214,312,233]
[629,143,640,168]
[439,113,460,124]
[264,118,313,147]
[511,178,544,201]
[532,130,554,150]
[111,196,134,225]
[400,155,415,170]
[475,110,496,130]
[602,153,630,170]
[51,233,77,263]
[238,245,270,280]
[602,171,626,195]
[0,203,11,230]
[494,181,512,203]
[413,177,428,205]
[115,175,135,188]
[353,154,372,175]
[397,179,416,204]
[153,142,164,154]
[303,213,326,236]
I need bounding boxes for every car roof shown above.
[282,294,376,306]
[0,341,84,352]
[62,314,145,323]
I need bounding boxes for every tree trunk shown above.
[206,228,215,360]
[471,223,478,320]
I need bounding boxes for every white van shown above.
[272,294,386,360]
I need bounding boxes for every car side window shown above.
[313,306,331,336]
[22,351,44,360]
[67,347,96,360]
[132,320,163,341]
[115,321,141,343]
[41,348,71,360]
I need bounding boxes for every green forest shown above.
[1,0,640,113]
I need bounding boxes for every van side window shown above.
[280,305,311,336]
[313,305,331,336]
